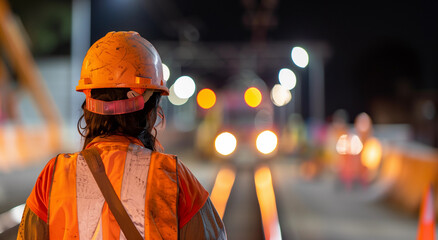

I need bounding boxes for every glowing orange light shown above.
[255,166,282,240]
[361,137,382,170]
[381,153,401,180]
[210,167,236,218]
[197,88,216,109]
[244,87,262,108]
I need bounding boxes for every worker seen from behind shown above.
[17,31,226,239]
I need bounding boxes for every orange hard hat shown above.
[76,31,169,95]
[76,31,169,115]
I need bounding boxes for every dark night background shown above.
[9,0,438,143]
[1,3,438,240]
[90,0,438,124]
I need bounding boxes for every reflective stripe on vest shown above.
[49,143,178,240]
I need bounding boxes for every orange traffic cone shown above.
[417,185,435,240]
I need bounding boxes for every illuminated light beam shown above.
[254,166,282,240]
[210,167,236,219]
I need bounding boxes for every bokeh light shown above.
[197,88,216,109]
[355,112,372,134]
[173,76,196,99]
[336,134,363,155]
[291,46,309,68]
[215,132,237,156]
[336,135,349,155]
[256,130,278,154]
[278,68,297,90]
[349,135,364,155]
[361,137,382,170]
[168,85,189,105]
[271,84,292,107]
[244,87,262,108]
[162,63,170,81]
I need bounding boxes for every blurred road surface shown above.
[272,158,422,240]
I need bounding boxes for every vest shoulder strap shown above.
[145,151,179,240]
[81,147,143,240]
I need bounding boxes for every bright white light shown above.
[173,76,196,99]
[168,85,189,105]
[256,130,278,154]
[162,63,170,81]
[336,134,349,155]
[336,134,363,155]
[215,132,237,156]
[278,68,296,90]
[291,47,309,68]
[271,84,292,107]
[350,135,363,155]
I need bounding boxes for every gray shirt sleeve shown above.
[179,198,227,240]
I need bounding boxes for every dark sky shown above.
[90,0,438,120]
[10,0,438,121]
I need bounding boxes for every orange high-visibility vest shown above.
[48,143,178,239]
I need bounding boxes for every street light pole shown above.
[292,43,330,123]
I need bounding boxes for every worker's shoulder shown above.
[151,151,192,170]
[151,151,178,161]
[36,152,78,175]
[150,151,193,175]
[56,152,79,161]
[46,152,78,163]
[60,152,79,158]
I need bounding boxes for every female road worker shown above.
[17,31,226,239]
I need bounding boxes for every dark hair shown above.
[77,88,163,150]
